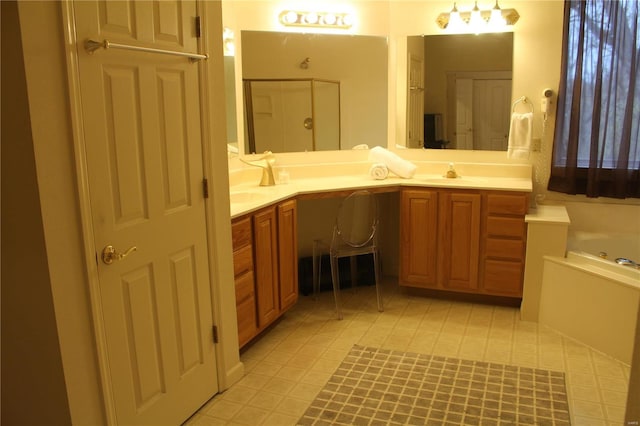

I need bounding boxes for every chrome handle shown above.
[102,245,137,265]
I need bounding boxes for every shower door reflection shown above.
[244,79,340,154]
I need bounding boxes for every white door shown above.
[473,79,511,150]
[73,1,218,424]
[455,79,474,149]
[407,54,425,148]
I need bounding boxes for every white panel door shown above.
[473,79,511,150]
[455,79,474,150]
[73,1,218,424]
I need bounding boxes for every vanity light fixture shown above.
[279,10,354,29]
[437,0,519,32]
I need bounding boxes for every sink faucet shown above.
[240,151,276,186]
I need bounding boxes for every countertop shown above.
[229,169,533,219]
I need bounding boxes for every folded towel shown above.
[369,163,389,180]
[369,146,417,179]
[507,112,533,159]
[352,144,370,150]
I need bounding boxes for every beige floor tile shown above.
[571,415,607,426]
[570,385,603,403]
[599,388,628,406]
[204,399,244,420]
[597,375,629,392]
[185,413,230,426]
[260,411,300,426]
[568,371,599,387]
[603,403,627,424]
[219,386,258,404]
[274,396,310,417]
[288,382,323,401]
[263,377,297,395]
[276,365,308,382]
[246,391,284,410]
[572,399,606,419]
[237,373,273,390]
[230,406,270,425]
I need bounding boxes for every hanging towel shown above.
[368,146,417,179]
[507,112,533,159]
[369,163,389,180]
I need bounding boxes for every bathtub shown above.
[538,232,640,364]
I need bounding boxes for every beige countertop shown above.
[229,167,533,219]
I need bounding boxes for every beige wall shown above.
[1,2,74,424]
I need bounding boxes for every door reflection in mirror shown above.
[407,33,513,150]
[244,79,340,153]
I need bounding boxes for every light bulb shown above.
[469,1,485,34]
[489,0,506,28]
[447,3,464,31]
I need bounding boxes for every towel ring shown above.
[512,96,534,113]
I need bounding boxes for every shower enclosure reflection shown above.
[244,79,340,153]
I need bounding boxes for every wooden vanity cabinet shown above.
[277,200,299,312]
[253,207,280,330]
[231,217,257,348]
[438,190,481,292]
[480,192,528,297]
[400,188,481,292]
[400,189,439,287]
[400,188,527,298]
[231,199,298,348]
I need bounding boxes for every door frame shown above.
[60,1,234,422]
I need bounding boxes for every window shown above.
[548,0,639,198]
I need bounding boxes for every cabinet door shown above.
[253,207,280,330]
[278,200,298,311]
[400,189,439,287]
[438,191,481,291]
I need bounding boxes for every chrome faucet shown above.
[615,257,640,269]
[239,151,276,186]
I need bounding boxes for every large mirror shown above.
[406,33,514,150]
[240,30,388,154]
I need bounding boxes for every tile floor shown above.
[185,281,631,426]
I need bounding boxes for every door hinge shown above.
[212,325,219,343]
[203,178,209,198]
[195,16,202,38]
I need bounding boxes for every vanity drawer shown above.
[236,295,257,347]
[483,260,523,296]
[486,193,528,215]
[235,270,255,304]
[232,217,252,250]
[485,238,525,260]
[486,216,526,238]
[233,245,254,277]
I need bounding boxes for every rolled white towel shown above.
[369,163,389,180]
[368,146,417,179]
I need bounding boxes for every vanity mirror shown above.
[240,30,388,154]
[406,32,514,150]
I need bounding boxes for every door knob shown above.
[102,245,137,265]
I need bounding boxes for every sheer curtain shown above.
[548,0,639,199]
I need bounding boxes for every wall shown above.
[1,2,73,424]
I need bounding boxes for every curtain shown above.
[548,0,640,199]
